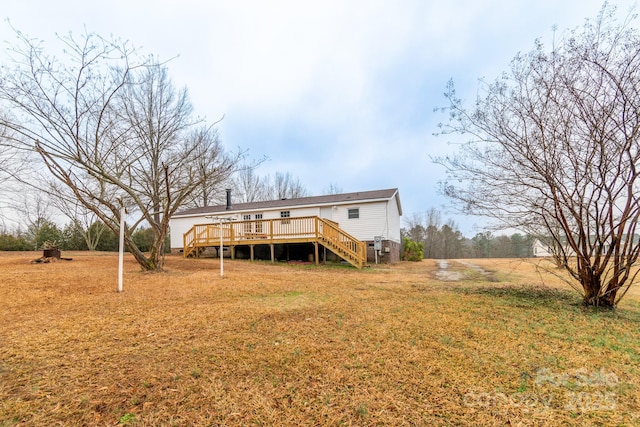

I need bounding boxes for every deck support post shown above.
[270,244,275,263]
[250,244,254,261]
[314,242,319,265]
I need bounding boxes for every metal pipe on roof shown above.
[225,189,232,210]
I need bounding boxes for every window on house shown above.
[348,208,360,219]
[243,214,251,233]
[280,211,290,224]
[255,213,263,233]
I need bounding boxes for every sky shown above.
[1,0,638,236]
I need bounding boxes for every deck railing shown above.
[316,218,367,268]
[182,216,367,268]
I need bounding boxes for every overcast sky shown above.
[1,1,637,236]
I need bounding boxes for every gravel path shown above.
[434,259,491,281]
[434,259,464,281]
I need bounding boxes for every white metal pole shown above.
[118,205,125,292]
[219,218,224,278]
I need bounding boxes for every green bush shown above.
[132,227,171,253]
[402,237,423,261]
[0,233,32,251]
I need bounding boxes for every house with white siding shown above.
[532,239,553,257]
[169,188,402,267]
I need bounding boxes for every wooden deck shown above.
[182,216,368,269]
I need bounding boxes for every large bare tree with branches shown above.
[0,28,241,271]
[436,4,640,307]
[266,171,309,200]
[230,167,268,203]
[228,169,309,203]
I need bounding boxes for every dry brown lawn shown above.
[1,252,639,426]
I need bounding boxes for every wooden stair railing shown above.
[183,227,197,258]
[316,218,367,269]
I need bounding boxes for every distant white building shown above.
[169,188,403,267]
[532,237,587,258]
[532,239,553,257]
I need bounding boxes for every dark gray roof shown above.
[173,188,401,217]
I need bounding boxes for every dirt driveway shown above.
[434,259,492,281]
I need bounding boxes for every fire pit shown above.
[31,241,72,263]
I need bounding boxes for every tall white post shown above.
[219,218,224,278]
[118,204,125,292]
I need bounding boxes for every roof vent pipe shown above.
[225,189,232,210]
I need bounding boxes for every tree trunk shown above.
[126,236,164,272]
[580,272,617,308]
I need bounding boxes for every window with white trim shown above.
[348,208,360,219]
[255,213,263,233]
[280,210,290,224]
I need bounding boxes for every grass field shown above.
[1,252,639,426]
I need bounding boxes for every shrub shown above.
[402,237,423,261]
[0,233,32,251]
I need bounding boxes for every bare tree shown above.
[180,126,255,208]
[323,182,343,195]
[403,212,426,243]
[118,62,241,267]
[48,185,106,250]
[231,170,309,202]
[0,29,241,271]
[196,166,312,206]
[0,114,32,226]
[19,192,54,250]
[265,172,309,199]
[0,150,19,227]
[231,166,268,203]
[441,219,463,259]
[436,4,640,307]
[424,208,443,259]
[401,209,465,259]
